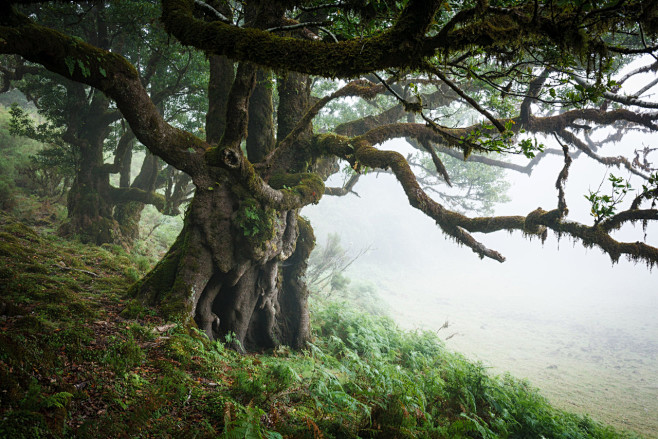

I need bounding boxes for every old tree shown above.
[2,0,658,352]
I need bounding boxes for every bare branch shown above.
[193,0,230,22]
[267,22,328,32]
[428,66,506,133]
[520,68,550,124]
[617,61,658,85]
[556,129,648,179]
[572,76,658,109]
[324,173,360,197]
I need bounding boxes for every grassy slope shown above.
[0,214,645,439]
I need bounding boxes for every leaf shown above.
[77,59,91,78]
[64,57,75,76]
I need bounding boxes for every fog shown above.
[303,134,658,436]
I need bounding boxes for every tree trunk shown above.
[114,152,160,242]
[246,68,275,162]
[58,88,121,245]
[133,15,317,352]
[61,167,122,245]
[206,55,234,145]
[133,180,314,352]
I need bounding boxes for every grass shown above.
[0,213,646,438]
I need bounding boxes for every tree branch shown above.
[556,129,648,179]
[572,75,658,109]
[428,66,506,133]
[324,173,360,197]
[109,187,165,211]
[160,0,443,77]
[314,132,658,266]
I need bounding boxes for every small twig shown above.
[317,26,339,43]
[639,24,658,61]
[430,66,506,133]
[298,2,347,13]
[193,0,230,22]
[266,21,329,32]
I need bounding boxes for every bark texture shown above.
[133,178,312,351]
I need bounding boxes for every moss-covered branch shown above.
[109,187,166,211]
[324,173,360,197]
[314,132,658,266]
[160,0,442,77]
[160,0,656,78]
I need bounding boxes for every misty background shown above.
[303,126,658,435]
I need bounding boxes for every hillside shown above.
[0,212,645,438]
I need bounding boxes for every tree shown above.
[2,1,205,245]
[1,0,657,352]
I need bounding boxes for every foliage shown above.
[0,214,643,438]
[235,198,276,244]
[0,105,48,211]
[9,104,75,199]
[585,174,632,224]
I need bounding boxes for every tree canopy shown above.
[1,0,657,351]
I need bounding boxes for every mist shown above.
[303,134,658,435]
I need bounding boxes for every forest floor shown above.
[0,210,649,438]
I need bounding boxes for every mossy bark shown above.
[57,85,121,245]
[133,181,313,351]
[246,68,275,162]
[206,55,234,145]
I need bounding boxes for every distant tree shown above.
[2,0,657,351]
[2,1,204,245]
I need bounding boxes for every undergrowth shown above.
[0,214,643,438]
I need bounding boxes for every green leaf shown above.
[77,59,91,78]
[64,57,75,76]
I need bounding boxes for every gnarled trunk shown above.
[133,180,314,351]
[61,169,123,245]
[58,91,121,245]
[134,11,318,352]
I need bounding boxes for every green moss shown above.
[269,171,325,208]
[160,295,194,322]
[0,410,50,439]
[4,222,40,241]
[101,331,145,374]
[234,197,277,246]
[295,216,316,258]
[121,299,153,320]
[0,239,29,259]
